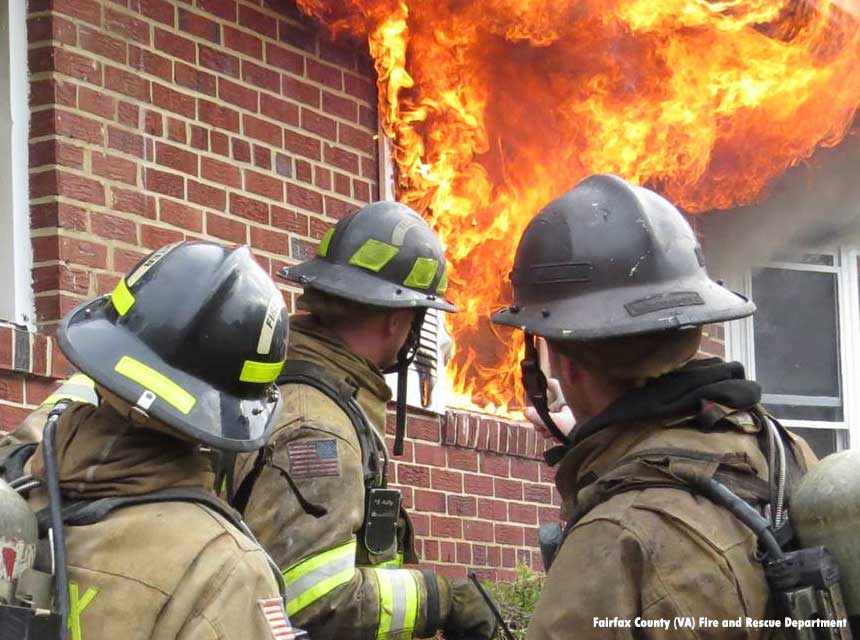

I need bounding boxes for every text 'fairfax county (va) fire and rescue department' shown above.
[593,617,850,631]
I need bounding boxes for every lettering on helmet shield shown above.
[126,242,181,286]
[257,294,284,355]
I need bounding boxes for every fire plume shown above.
[296,0,860,415]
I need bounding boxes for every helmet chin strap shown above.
[382,309,427,456]
[521,333,572,446]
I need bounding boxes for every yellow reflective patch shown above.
[436,264,449,294]
[68,582,98,640]
[111,279,135,316]
[348,239,399,272]
[40,374,99,407]
[283,540,357,615]
[402,257,439,290]
[239,359,285,384]
[374,568,419,640]
[114,356,196,414]
[317,227,335,257]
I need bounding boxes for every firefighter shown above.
[0,241,294,639]
[229,201,497,640]
[491,174,820,639]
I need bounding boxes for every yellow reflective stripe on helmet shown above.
[239,359,285,384]
[114,356,196,414]
[111,279,135,316]
[348,239,399,272]
[40,374,98,407]
[402,257,439,290]
[283,540,356,616]
[373,568,419,640]
[317,227,335,257]
[436,264,449,294]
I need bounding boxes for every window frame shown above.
[0,0,34,328]
[725,246,860,450]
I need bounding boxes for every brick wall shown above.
[0,0,560,581]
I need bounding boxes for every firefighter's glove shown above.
[441,578,498,640]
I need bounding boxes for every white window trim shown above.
[0,0,34,328]
[725,247,860,450]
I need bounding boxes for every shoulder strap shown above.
[36,487,248,534]
[277,360,381,489]
[0,443,38,484]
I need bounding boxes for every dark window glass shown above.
[752,268,841,414]
[787,427,845,459]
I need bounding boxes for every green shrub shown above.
[481,563,544,639]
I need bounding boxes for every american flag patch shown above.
[259,597,301,640]
[287,439,340,479]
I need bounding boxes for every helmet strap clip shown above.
[521,333,571,446]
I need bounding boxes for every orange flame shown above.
[297,0,860,415]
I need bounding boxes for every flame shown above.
[296,0,860,415]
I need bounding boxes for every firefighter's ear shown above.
[381,308,416,340]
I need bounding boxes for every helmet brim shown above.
[281,259,458,313]
[58,296,280,452]
[491,277,754,340]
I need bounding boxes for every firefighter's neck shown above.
[327,309,415,370]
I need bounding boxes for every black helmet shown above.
[491,174,754,340]
[280,201,456,313]
[57,241,289,452]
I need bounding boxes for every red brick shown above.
[141,224,184,249]
[31,202,86,231]
[0,374,25,404]
[411,442,443,467]
[509,503,538,525]
[397,464,430,488]
[117,102,139,128]
[210,131,229,155]
[167,117,186,143]
[495,524,525,546]
[495,478,523,500]
[189,125,208,151]
[478,498,508,521]
[282,76,320,108]
[144,168,184,198]
[539,506,561,525]
[241,60,280,93]
[243,115,281,146]
[96,273,122,295]
[79,25,126,62]
[314,166,331,190]
[0,327,12,369]
[30,80,74,109]
[188,180,225,210]
[29,140,84,170]
[150,84,194,119]
[345,73,376,105]
[353,179,371,202]
[307,59,342,90]
[238,5,277,39]
[253,145,271,170]
[261,94,299,125]
[265,42,303,75]
[232,138,251,163]
[108,126,144,157]
[406,415,439,442]
[287,183,323,213]
[224,26,262,59]
[230,193,269,224]
[198,100,240,132]
[199,45,240,78]
[511,458,540,481]
[271,206,308,235]
[464,473,494,496]
[28,45,55,75]
[446,448,478,472]
[289,237,317,261]
[25,376,55,406]
[324,144,359,174]
[540,463,557,484]
[524,483,553,504]
[53,0,101,26]
[1,405,33,431]
[178,8,220,43]
[201,157,241,188]
[59,236,108,268]
[56,171,105,205]
[339,123,375,154]
[324,197,354,218]
[219,78,258,112]
[91,212,137,243]
[32,235,60,263]
[198,0,236,22]
[359,104,377,129]
[430,515,462,539]
[244,171,282,201]
[55,265,91,295]
[361,156,378,181]
[175,62,216,96]
[323,91,358,122]
[249,225,289,254]
[278,20,315,53]
[105,66,150,101]
[105,8,150,45]
[133,0,175,26]
[112,187,155,218]
[431,469,463,493]
[284,130,321,160]
[333,172,351,196]
[28,15,77,45]
[414,489,446,513]
[113,247,148,273]
[295,160,312,183]
[302,108,337,141]
[447,495,477,517]
[92,152,137,185]
[463,519,493,542]
[160,199,202,232]
[206,212,246,243]
[32,266,60,294]
[156,142,198,176]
